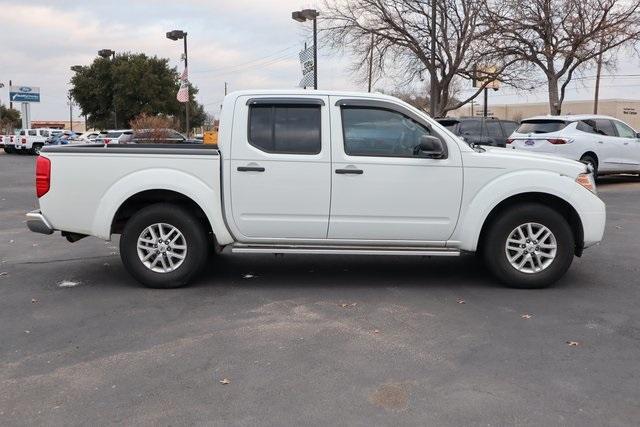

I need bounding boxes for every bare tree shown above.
[485,0,640,115]
[322,0,525,117]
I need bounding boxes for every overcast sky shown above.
[1,0,639,122]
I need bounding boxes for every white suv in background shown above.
[14,128,57,155]
[508,115,640,176]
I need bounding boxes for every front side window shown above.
[341,107,435,158]
[502,121,518,136]
[248,104,321,154]
[612,120,636,138]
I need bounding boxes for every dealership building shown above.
[449,98,640,129]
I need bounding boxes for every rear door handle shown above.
[335,168,363,175]
[237,166,265,172]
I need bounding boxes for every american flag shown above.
[177,67,189,103]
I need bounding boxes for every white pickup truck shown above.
[26,90,606,289]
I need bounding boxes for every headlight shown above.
[576,173,596,194]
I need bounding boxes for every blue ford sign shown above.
[9,85,40,103]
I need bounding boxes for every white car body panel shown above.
[509,115,640,174]
[35,89,605,257]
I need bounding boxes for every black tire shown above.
[119,203,209,288]
[31,144,43,155]
[580,154,598,177]
[483,203,575,289]
[3,147,14,154]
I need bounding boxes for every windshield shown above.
[516,120,568,134]
[106,132,123,138]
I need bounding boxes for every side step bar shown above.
[231,244,460,257]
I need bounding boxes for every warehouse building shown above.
[449,99,640,129]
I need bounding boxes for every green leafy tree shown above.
[70,53,206,130]
[0,105,21,133]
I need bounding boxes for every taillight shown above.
[547,138,567,145]
[22,138,27,144]
[36,156,51,198]
[506,139,513,144]
[104,138,111,144]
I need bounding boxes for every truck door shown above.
[229,96,331,240]
[328,97,463,243]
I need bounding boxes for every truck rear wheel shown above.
[119,203,209,288]
[483,203,575,289]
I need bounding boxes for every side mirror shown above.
[415,135,445,158]
[636,132,640,138]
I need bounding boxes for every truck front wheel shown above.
[119,203,209,288]
[483,203,575,289]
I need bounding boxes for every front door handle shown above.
[237,166,265,172]
[335,168,363,175]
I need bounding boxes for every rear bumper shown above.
[26,210,54,235]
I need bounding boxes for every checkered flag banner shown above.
[177,67,189,103]
[298,46,315,88]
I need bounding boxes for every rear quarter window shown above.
[516,120,568,134]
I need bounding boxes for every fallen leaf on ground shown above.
[58,280,81,288]
[373,329,380,334]
[219,378,231,385]
[0,272,7,277]
[566,341,580,347]
[521,314,532,319]
[615,225,623,229]
[31,298,38,304]
[24,330,30,334]
[340,303,357,308]
[243,274,256,279]
[457,299,466,304]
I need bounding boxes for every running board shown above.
[231,244,460,257]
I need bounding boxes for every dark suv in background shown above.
[436,117,519,147]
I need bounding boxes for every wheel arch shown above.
[477,192,584,257]
[110,189,214,243]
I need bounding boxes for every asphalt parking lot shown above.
[0,151,639,426]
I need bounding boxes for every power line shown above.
[190,45,298,74]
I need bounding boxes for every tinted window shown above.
[19,130,25,135]
[516,120,568,134]
[40,130,49,137]
[437,120,459,133]
[248,105,321,154]
[167,130,186,140]
[594,119,616,137]
[106,131,124,138]
[486,121,503,138]
[576,120,597,134]
[502,121,518,136]
[341,107,435,158]
[28,130,37,136]
[612,120,636,138]
[459,120,483,136]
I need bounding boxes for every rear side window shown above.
[594,119,616,137]
[28,130,37,136]
[576,120,597,134]
[486,121,502,138]
[459,120,483,136]
[502,121,518,136]
[437,120,459,133]
[516,120,568,134]
[248,104,321,154]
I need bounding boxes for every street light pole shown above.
[429,0,437,117]
[292,9,320,90]
[98,49,117,128]
[166,30,190,136]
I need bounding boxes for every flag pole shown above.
[183,34,190,137]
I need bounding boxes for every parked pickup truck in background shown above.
[26,90,606,289]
